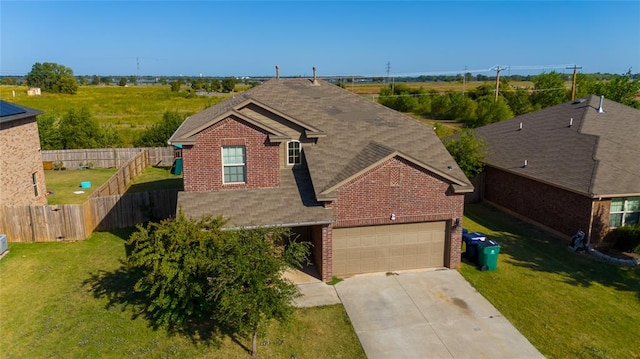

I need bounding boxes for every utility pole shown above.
[567,64,582,101]
[386,61,391,83]
[494,66,503,102]
[462,65,467,95]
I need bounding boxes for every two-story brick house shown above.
[169,76,473,281]
[0,101,47,206]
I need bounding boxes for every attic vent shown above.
[597,95,605,113]
[569,118,573,127]
[518,122,523,131]
[572,98,585,104]
[522,159,528,168]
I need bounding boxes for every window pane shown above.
[224,165,245,183]
[223,146,245,165]
[624,212,639,225]
[626,197,640,211]
[609,213,622,227]
[610,199,624,212]
[288,141,300,164]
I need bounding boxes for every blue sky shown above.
[1,1,639,77]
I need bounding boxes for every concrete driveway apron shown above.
[335,270,544,359]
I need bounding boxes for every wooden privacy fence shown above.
[0,190,179,243]
[89,150,149,198]
[42,146,174,169]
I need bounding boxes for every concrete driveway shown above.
[335,270,544,359]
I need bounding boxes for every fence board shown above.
[42,147,173,170]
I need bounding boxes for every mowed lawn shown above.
[0,230,366,359]
[44,168,118,204]
[461,203,640,359]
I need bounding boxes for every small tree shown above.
[127,212,310,358]
[444,129,486,179]
[118,77,127,86]
[134,111,185,147]
[221,77,237,93]
[58,107,101,149]
[532,71,569,109]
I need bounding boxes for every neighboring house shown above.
[474,95,640,247]
[0,101,47,206]
[169,77,473,281]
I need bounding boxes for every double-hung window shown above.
[287,141,301,165]
[222,146,246,183]
[609,197,640,227]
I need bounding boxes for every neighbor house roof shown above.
[474,95,640,198]
[0,101,43,124]
[170,78,473,201]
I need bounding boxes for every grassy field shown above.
[461,203,640,359]
[0,230,366,359]
[0,85,229,145]
[344,80,539,95]
[44,168,118,204]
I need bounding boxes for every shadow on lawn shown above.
[465,203,640,301]
[82,229,251,354]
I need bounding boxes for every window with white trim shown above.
[287,141,301,165]
[222,146,246,183]
[609,197,640,227]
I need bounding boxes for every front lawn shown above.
[461,203,640,359]
[0,230,365,358]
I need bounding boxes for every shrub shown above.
[611,225,640,253]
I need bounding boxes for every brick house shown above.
[169,76,473,281]
[0,101,47,206]
[474,95,640,247]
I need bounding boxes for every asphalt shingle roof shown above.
[474,95,640,198]
[171,78,472,199]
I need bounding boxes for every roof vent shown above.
[597,95,605,113]
[569,118,573,127]
[572,98,585,104]
[312,66,319,85]
[522,159,528,168]
[275,65,280,80]
[518,122,523,131]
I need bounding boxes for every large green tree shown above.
[444,129,486,179]
[134,111,185,147]
[531,71,569,109]
[221,77,238,93]
[24,62,78,94]
[592,70,640,108]
[127,212,310,357]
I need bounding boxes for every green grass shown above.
[461,203,640,359]
[0,230,366,359]
[44,168,118,204]
[0,85,228,146]
[125,166,183,193]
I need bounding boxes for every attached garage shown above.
[332,221,447,277]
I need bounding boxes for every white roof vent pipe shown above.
[275,65,280,80]
[312,66,319,85]
[597,95,605,113]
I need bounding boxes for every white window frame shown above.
[287,140,301,165]
[609,197,640,228]
[222,146,246,184]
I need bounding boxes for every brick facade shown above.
[331,157,465,269]
[0,116,47,206]
[182,117,280,192]
[484,166,598,242]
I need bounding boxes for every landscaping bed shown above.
[461,203,640,359]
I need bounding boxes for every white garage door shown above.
[332,221,446,277]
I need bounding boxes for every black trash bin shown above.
[462,229,487,265]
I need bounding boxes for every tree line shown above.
[378,71,640,128]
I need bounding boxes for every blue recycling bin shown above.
[462,229,488,265]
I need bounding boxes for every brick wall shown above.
[182,116,280,192]
[484,166,594,241]
[331,157,465,269]
[0,116,47,206]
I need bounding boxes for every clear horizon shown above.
[1,1,639,78]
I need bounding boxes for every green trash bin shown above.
[477,239,501,271]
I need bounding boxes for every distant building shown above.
[0,101,47,206]
[26,88,41,96]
